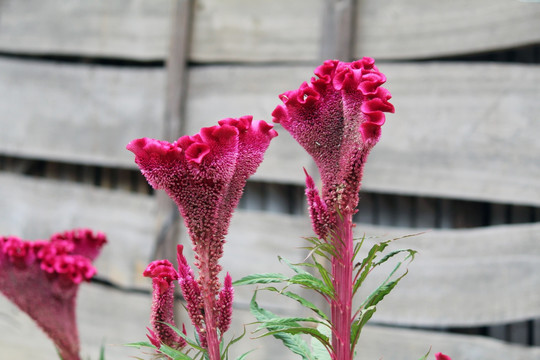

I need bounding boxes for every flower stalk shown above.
[128,116,277,359]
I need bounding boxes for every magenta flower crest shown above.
[273,58,394,228]
[128,116,276,358]
[0,229,106,360]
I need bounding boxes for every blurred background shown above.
[0,0,539,359]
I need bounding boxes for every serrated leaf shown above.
[233,273,288,286]
[278,256,310,275]
[311,323,332,360]
[250,292,314,360]
[289,273,333,298]
[350,305,377,349]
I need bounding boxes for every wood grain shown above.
[353,222,540,327]
[0,58,165,167]
[355,0,540,60]
[364,62,540,206]
[1,1,539,62]
[357,325,540,360]
[0,0,172,60]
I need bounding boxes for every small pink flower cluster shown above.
[0,229,106,360]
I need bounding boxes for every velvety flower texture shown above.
[0,229,106,360]
[143,259,187,350]
[272,58,394,236]
[127,116,277,292]
[128,116,276,358]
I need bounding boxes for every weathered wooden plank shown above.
[364,62,540,206]
[357,325,540,360]
[2,1,539,63]
[0,173,156,287]
[0,0,321,63]
[353,222,540,327]
[186,65,316,184]
[0,0,172,60]
[355,0,540,60]
[0,57,165,167]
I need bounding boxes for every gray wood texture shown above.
[0,58,165,168]
[2,0,539,62]
[357,325,540,360]
[354,222,540,327]
[0,0,172,60]
[355,0,540,60]
[364,62,540,206]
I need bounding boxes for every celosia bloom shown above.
[143,259,186,350]
[272,57,394,234]
[435,353,452,360]
[0,229,106,360]
[272,58,393,360]
[128,116,276,359]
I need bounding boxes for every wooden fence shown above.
[0,0,539,359]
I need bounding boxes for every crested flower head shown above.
[127,116,277,251]
[272,58,394,221]
[0,229,106,360]
[143,259,186,350]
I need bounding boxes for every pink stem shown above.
[198,250,221,360]
[331,212,354,360]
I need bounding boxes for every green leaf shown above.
[250,292,314,360]
[350,305,377,349]
[124,341,157,349]
[263,287,329,321]
[311,323,333,360]
[235,350,255,360]
[418,347,432,360]
[255,316,327,332]
[289,273,333,298]
[233,273,288,286]
[221,326,247,358]
[278,256,310,275]
[99,341,106,360]
[162,322,206,352]
[158,344,193,360]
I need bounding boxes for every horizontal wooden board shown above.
[356,0,540,60]
[357,325,540,360]
[0,58,165,167]
[2,1,539,62]
[353,222,540,327]
[0,0,172,60]
[364,62,540,206]
[0,173,156,287]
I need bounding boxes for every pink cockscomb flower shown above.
[128,116,276,359]
[0,229,106,360]
[273,57,394,229]
[143,259,187,350]
[272,58,393,360]
[435,352,452,360]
